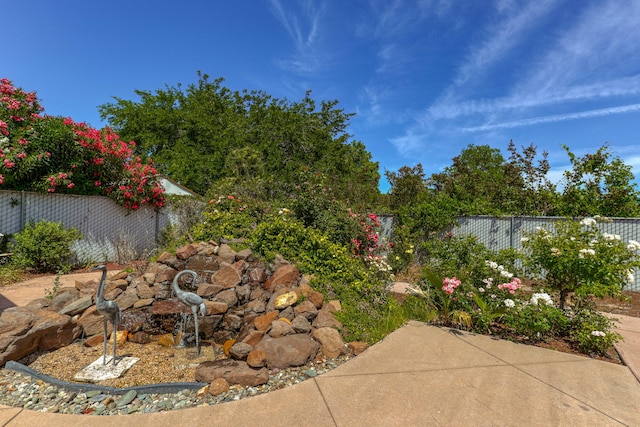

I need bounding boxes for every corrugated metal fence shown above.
[0,190,171,263]
[453,215,640,292]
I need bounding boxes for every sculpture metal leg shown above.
[192,306,200,356]
[102,318,108,365]
[112,317,118,365]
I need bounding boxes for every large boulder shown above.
[0,307,81,366]
[255,333,320,369]
[195,359,268,386]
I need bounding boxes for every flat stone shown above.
[59,295,93,316]
[73,356,139,382]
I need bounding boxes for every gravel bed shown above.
[0,341,353,416]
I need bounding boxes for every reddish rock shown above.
[232,260,248,275]
[151,299,191,315]
[244,299,266,314]
[205,300,229,315]
[135,279,155,299]
[195,359,268,387]
[197,282,223,298]
[155,252,174,264]
[326,300,342,312]
[77,306,111,336]
[294,300,318,319]
[269,319,294,338]
[133,298,154,308]
[312,309,343,329]
[240,330,265,347]
[0,307,81,366]
[312,327,346,358]
[129,331,153,344]
[217,244,237,264]
[248,267,267,283]
[107,279,129,291]
[229,342,253,360]
[254,311,279,331]
[115,287,139,311]
[176,244,199,260]
[308,290,324,309]
[154,264,178,284]
[264,264,300,293]
[103,288,123,301]
[210,262,242,289]
[347,341,369,355]
[208,378,230,396]
[83,334,104,347]
[215,289,238,307]
[255,334,320,369]
[75,279,98,295]
[236,248,254,261]
[246,349,266,368]
[186,254,218,272]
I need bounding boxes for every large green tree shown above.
[557,144,640,217]
[99,72,380,206]
[428,144,522,215]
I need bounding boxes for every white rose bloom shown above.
[580,217,596,227]
[627,240,640,251]
[530,292,554,306]
[504,299,515,308]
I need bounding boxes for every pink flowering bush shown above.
[348,210,394,280]
[0,77,165,210]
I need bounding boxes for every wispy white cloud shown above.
[390,130,429,157]
[429,75,640,120]
[403,0,640,162]
[462,103,640,132]
[512,1,640,102]
[267,0,327,75]
[451,0,557,89]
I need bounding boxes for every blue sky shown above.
[3,0,640,192]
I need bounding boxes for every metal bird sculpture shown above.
[172,270,206,355]
[92,265,122,365]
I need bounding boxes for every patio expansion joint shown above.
[1,407,23,427]
[452,334,626,424]
[311,378,339,427]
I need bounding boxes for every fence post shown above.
[509,216,514,249]
[19,191,25,231]
[155,209,160,244]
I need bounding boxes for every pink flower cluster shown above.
[497,277,522,294]
[349,210,392,261]
[442,277,462,295]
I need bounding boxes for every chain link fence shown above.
[453,215,640,292]
[0,190,172,264]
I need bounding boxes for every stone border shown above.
[5,361,207,395]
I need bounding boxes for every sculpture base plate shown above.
[74,356,139,383]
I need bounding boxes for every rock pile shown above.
[0,241,368,392]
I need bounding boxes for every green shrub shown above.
[251,215,397,342]
[568,298,622,356]
[10,220,82,273]
[502,301,569,342]
[522,217,640,309]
